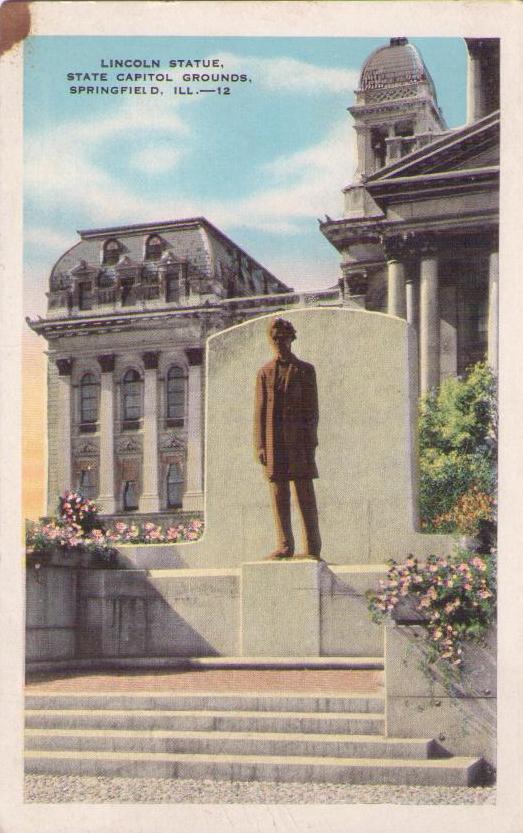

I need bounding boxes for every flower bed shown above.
[367,548,496,669]
[26,492,204,566]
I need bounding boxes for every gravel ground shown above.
[24,775,496,804]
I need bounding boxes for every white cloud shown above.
[24,226,74,253]
[24,97,192,224]
[128,145,184,174]
[205,118,356,233]
[219,52,359,95]
[24,71,357,249]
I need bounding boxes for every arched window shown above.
[167,463,183,508]
[145,234,163,261]
[122,369,142,422]
[166,365,186,425]
[80,372,98,425]
[103,239,120,266]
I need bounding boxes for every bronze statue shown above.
[254,318,322,559]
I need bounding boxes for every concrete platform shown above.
[26,665,384,694]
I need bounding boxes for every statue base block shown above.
[241,559,323,656]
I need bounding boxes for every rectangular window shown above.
[165,276,179,303]
[79,282,92,310]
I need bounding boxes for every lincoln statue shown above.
[254,318,322,560]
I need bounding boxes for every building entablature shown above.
[27,287,343,342]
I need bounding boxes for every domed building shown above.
[28,37,499,523]
[321,37,499,392]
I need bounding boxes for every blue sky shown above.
[24,36,467,313]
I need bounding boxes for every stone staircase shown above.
[25,691,487,786]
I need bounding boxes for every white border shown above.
[1,2,522,831]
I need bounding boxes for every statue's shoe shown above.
[294,553,322,560]
[267,547,294,559]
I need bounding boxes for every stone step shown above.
[26,656,385,674]
[25,692,384,714]
[26,727,443,759]
[24,748,486,786]
[25,708,386,735]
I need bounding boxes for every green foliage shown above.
[418,363,497,531]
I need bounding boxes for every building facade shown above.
[321,37,499,391]
[28,38,499,520]
[28,217,342,517]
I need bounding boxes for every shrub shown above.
[419,363,497,533]
[58,491,101,534]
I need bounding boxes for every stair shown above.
[25,692,486,786]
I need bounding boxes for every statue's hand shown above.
[258,450,267,466]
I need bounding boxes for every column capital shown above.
[416,232,441,258]
[56,357,74,376]
[142,351,160,370]
[342,269,368,297]
[97,354,115,373]
[185,347,204,367]
[380,232,417,262]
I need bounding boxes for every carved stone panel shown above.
[73,438,100,458]
[159,432,186,452]
[117,436,143,454]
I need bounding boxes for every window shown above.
[121,278,134,306]
[103,239,120,266]
[78,282,92,310]
[79,468,95,499]
[166,366,185,425]
[123,480,139,510]
[167,463,183,508]
[122,369,142,423]
[145,234,163,261]
[165,274,179,303]
[80,373,98,425]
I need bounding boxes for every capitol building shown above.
[28,37,499,523]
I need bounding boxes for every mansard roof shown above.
[49,215,288,293]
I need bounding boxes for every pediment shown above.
[160,250,179,265]
[70,259,95,276]
[114,255,140,272]
[367,110,499,183]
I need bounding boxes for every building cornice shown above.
[26,287,342,340]
[320,209,498,252]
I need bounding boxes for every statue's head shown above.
[268,318,296,343]
[268,318,296,359]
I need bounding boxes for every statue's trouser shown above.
[269,479,322,556]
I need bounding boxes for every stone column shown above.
[487,249,499,374]
[466,40,486,124]
[406,277,418,328]
[140,351,160,513]
[387,258,407,318]
[419,252,440,392]
[55,358,73,497]
[182,347,204,511]
[96,354,116,514]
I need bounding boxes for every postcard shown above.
[1,1,522,832]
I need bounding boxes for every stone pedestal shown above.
[241,560,322,656]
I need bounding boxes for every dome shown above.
[359,37,437,101]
